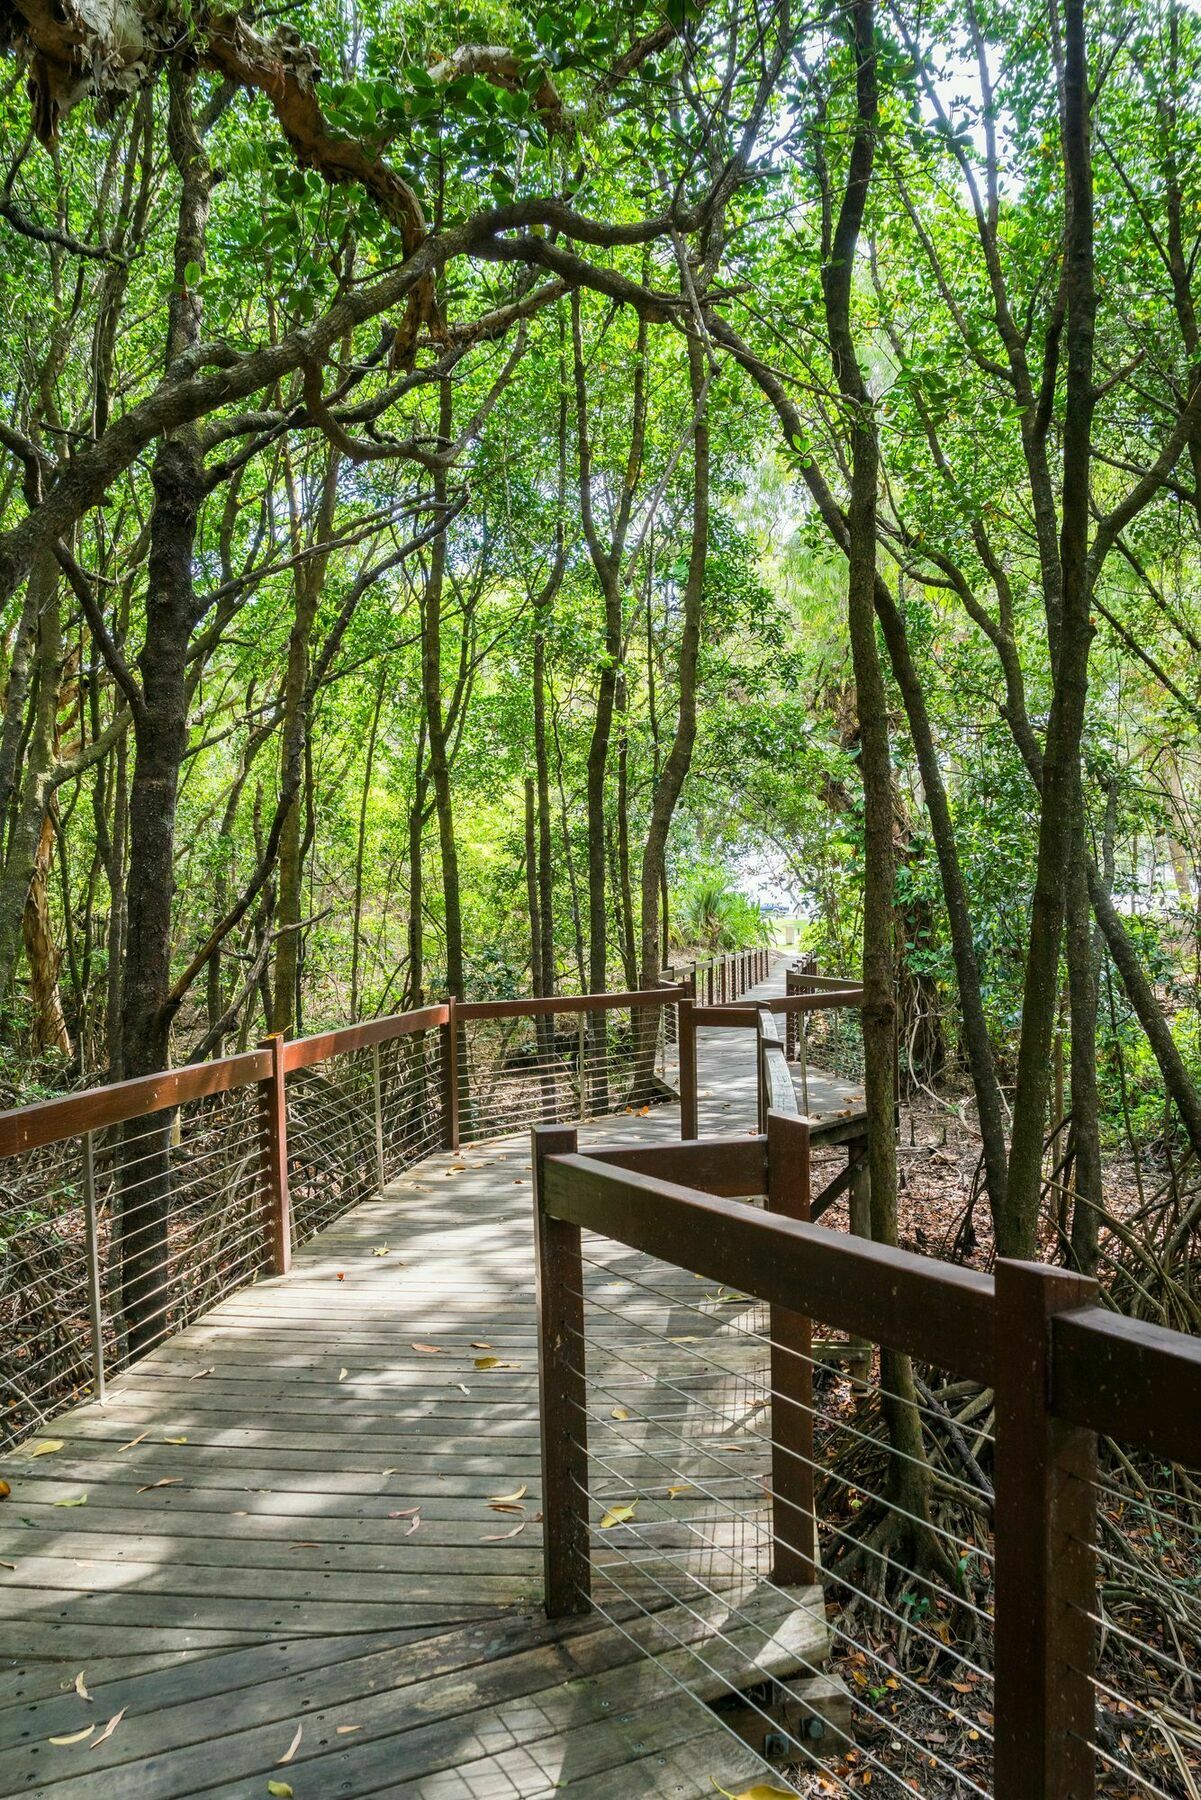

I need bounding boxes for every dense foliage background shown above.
[0,0,1198,1228]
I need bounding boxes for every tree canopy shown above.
[1,0,1200,1271]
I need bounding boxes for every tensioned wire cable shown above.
[576,1278,996,1517]
[568,1304,991,1567]
[1080,1605,1200,1688]
[585,1517,990,1795]
[1074,1731,1184,1800]
[574,1411,996,1702]
[578,1248,997,1445]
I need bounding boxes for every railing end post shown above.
[766,1110,815,1586]
[678,996,698,1141]
[258,1033,291,1276]
[532,1123,591,1619]
[441,997,460,1153]
[993,1258,1099,1800]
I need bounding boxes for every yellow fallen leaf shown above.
[0,1558,15,1569]
[267,1785,293,1799]
[599,1502,637,1529]
[470,1341,491,1350]
[54,1493,87,1507]
[73,1671,91,1702]
[336,1724,361,1735]
[610,1406,629,1421]
[338,1369,348,1382]
[92,1708,125,1748]
[136,1478,179,1494]
[488,1484,527,1506]
[712,1780,800,1800]
[163,1436,188,1446]
[119,1431,149,1452]
[277,1723,302,1765]
[473,1356,499,1369]
[411,1343,440,1354]
[372,1246,389,1256]
[49,1725,95,1745]
[189,1366,214,1379]
[30,1439,65,1457]
[667,1484,694,1499]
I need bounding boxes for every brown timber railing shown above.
[532,1109,1201,1798]
[1,979,697,1449]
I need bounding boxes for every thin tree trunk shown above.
[272,446,340,1036]
[350,663,387,1022]
[117,65,211,1358]
[824,0,943,1568]
[1005,0,1097,1254]
[0,553,61,998]
[422,377,464,1002]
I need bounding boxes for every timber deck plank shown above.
[1,958,858,1796]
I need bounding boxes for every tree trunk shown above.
[636,333,709,1092]
[1004,0,1097,1254]
[422,378,464,1002]
[0,553,61,1000]
[272,447,340,1036]
[23,810,72,1056]
[823,0,944,1568]
[116,65,211,1359]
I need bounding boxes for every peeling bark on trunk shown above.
[23,809,71,1056]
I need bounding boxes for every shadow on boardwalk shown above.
[0,964,860,1797]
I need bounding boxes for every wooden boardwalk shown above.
[1,964,862,1798]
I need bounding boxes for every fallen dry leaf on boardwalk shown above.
[277,1723,302,1765]
[92,1709,125,1748]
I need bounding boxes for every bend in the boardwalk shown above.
[1,958,862,1798]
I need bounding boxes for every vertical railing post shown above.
[82,1130,106,1403]
[441,997,460,1152]
[679,996,698,1140]
[577,1013,587,1122]
[994,1260,1098,1800]
[371,1041,385,1189]
[846,1138,871,1384]
[532,1124,591,1618]
[259,1033,291,1276]
[767,1111,815,1586]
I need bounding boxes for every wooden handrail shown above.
[0,984,688,1160]
[1052,1304,1201,1465]
[533,1121,1201,1795]
[540,1147,996,1381]
[282,1003,449,1071]
[0,1049,273,1159]
[456,984,686,1021]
